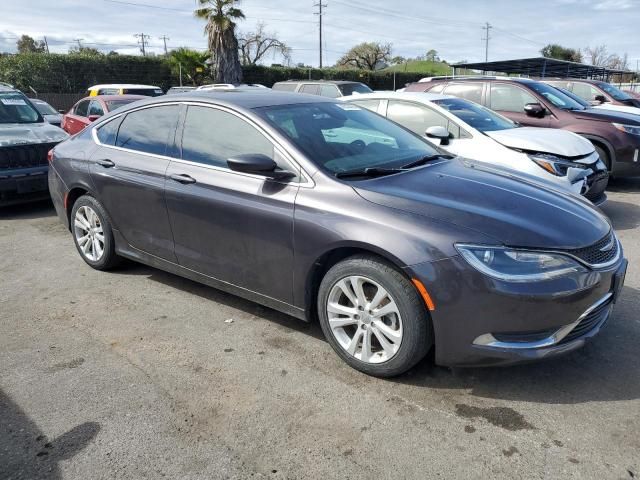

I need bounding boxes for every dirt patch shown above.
[455,404,535,431]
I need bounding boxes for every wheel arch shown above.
[576,133,616,170]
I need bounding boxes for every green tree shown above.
[194,0,245,83]
[425,49,438,62]
[337,42,392,71]
[540,43,582,63]
[168,47,209,85]
[69,46,103,56]
[16,35,46,54]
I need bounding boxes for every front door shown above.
[89,104,180,262]
[488,83,551,128]
[165,104,299,303]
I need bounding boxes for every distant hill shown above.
[383,60,452,76]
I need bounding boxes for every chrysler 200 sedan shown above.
[48,91,627,377]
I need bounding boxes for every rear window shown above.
[272,83,298,92]
[105,99,139,112]
[338,83,373,96]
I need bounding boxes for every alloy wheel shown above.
[326,275,403,364]
[73,206,105,262]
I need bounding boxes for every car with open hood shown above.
[48,91,626,376]
[342,91,608,204]
[0,85,68,206]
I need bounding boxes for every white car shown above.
[341,92,608,205]
[195,83,268,91]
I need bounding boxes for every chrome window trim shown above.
[90,101,314,188]
[473,292,613,349]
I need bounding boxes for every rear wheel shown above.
[71,195,120,270]
[317,255,431,377]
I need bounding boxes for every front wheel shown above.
[317,255,432,377]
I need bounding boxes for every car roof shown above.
[87,84,160,90]
[121,90,336,111]
[342,91,455,102]
[275,80,362,85]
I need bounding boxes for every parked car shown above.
[624,90,640,100]
[272,80,372,98]
[342,91,608,204]
[48,91,626,376]
[554,85,640,117]
[406,77,640,176]
[0,85,68,205]
[30,99,63,127]
[166,86,197,95]
[86,84,164,97]
[543,79,640,108]
[62,95,145,135]
[195,83,269,91]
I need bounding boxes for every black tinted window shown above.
[96,117,123,146]
[444,83,483,103]
[115,105,179,156]
[181,106,274,168]
[75,100,90,117]
[338,83,373,95]
[88,100,104,117]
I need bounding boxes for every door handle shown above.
[170,173,197,184]
[95,159,115,168]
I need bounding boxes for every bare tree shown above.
[584,44,614,67]
[337,42,392,70]
[238,23,291,66]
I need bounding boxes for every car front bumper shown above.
[0,166,50,206]
[407,252,627,367]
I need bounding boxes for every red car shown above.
[62,95,145,135]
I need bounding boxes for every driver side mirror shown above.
[227,153,295,180]
[87,114,101,122]
[524,102,546,118]
[594,94,607,104]
[425,126,452,146]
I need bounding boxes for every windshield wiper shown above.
[401,154,454,169]
[335,167,404,179]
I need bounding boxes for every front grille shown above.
[0,142,57,170]
[566,231,618,266]
[559,296,612,344]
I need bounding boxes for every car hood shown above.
[354,158,610,249]
[485,126,594,157]
[572,107,640,124]
[593,104,640,116]
[43,114,63,124]
[0,122,68,147]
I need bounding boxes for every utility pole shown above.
[159,35,170,55]
[73,38,84,50]
[314,1,327,68]
[43,36,49,54]
[134,33,150,56]
[482,22,492,63]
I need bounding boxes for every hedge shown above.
[0,53,429,94]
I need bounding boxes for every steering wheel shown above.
[350,140,366,153]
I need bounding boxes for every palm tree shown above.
[195,0,245,83]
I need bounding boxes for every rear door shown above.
[64,99,91,135]
[487,83,551,127]
[165,104,300,303]
[89,104,180,261]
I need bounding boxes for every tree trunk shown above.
[212,28,242,84]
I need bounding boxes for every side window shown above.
[489,84,538,112]
[299,84,319,95]
[571,82,601,101]
[319,85,341,98]
[181,106,274,169]
[387,100,450,136]
[115,105,179,156]
[74,100,90,117]
[443,83,483,103]
[350,99,381,113]
[88,100,104,117]
[98,88,119,95]
[96,116,123,146]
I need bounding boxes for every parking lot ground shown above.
[1,180,639,480]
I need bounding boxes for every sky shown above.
[1,0,639,69]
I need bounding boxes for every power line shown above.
[482,22,492,62]
[73,38,84,49]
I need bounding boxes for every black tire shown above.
[317,255,432,377]
[70,195,121,270]
[594,144,611,172]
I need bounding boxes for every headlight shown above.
[528,153,586,176]
[612,123,640,136]
[455,244,586,282]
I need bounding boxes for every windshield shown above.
[0,92,42,124]
[433,97,516,132]
[105,99,139,111]
[33,101,58,115]
[338,83,373,96]
[255,102,440,175]
[597,82,632,101]
[527,82,586,110]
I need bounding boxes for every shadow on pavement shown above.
[606,177,640,193]
[600,199,640,231]
[0,200,55,221]
[398,284,640,404]
[0,389,100,480]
